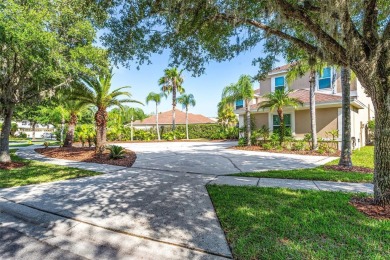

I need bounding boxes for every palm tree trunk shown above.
[156,103,160,141]
[0,103,14,163]
[186,107,189,140]
[95,108,107,153]
[64,113,77,147]
[309,70,318,150]
[172,84,177,140]
[130,115,134,141]
[245,100,251,146]
[278,108,284,145]
[339,67,353,167]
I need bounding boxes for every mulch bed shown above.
[324,165,373,174]
[35,147,137,167]
[0,161,26,170]
[350,197,390,220]
[230,145,340,157]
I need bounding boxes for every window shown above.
[273,114,291,135]
[319,67,332,89]
[274,76,285,91]
[235,100,243,109]
[22,121,28,125]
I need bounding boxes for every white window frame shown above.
[271,75,287,92]
[268,110,296,136]
[316,67,333,90]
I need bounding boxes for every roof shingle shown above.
[133,110,215,125]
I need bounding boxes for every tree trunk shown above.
[278,108,284,145]
[245,100,251,146]
[373,101,390,205]
[309,70,318,150]
[63,112,77,147]
[95,108,107,153]
[130,115,134,141]
[172,83,177,131]
[339,67,353,167]
[0,104,14,163]
[185,107,189,140]
[31,122,36,141]
[156,103,160,140]
[60,117,65,146]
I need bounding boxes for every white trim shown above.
[271,74,287,93]
[268,110,296,136]
[316,67,334,91]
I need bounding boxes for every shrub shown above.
[262,142,273,150]
[238,137,247,146]
[162,131,185,141]
[106,145,126,159]
[291,141,305,151]
[17,132,28,139]
[43,141,50,148]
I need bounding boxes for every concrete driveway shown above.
[0,141,336,259]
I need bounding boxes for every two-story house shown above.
[235,64,374,149]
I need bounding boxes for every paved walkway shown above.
[0,142,373,259]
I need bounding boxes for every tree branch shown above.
[273,0,350,64]
[214,13,326,62]
[383,19,390,41]
[363,0,379,45]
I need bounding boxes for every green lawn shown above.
[207,185,390,260]
[9,141,59,148]
[327,145,374,169]
[0,150,100,188]
[232,146,374,183]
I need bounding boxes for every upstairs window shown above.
[319,67,332,89]
[235,100,243,109]
[274,76,285,91]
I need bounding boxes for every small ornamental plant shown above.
[106,145,125,159]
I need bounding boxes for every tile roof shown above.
[133,110,215,125]
[249,89,342,110]
[269,64,292,74]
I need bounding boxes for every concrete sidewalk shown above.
[209,176,373,193]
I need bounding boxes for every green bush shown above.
[238,137,247,146]
[262,142,273,150]
[162,130,185,141]
[43,141,49,148]
[107,145,126,159]
[133,129,156,141]
[291,141,306,151]
[17,132,28,139]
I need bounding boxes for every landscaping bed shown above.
[0,161,26,170]
[207,186,390,259]
[35,147,137,167]
[231,145,340,157]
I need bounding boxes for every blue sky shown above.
[109,46,284,118]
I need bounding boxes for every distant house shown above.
[15,120,55,138]
[235,64,374,149]
[132,110,215,129]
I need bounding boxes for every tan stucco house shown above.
[235,64,374,149]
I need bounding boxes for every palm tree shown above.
[177,94,196,140]
[146,92,166,140]
[286,59,326,150]
[222,75,254,145]
[217,98,238,129]
[258,89,303,144]
[71,72,142,152]
[158,68,185,131]
[63,100,89,147]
